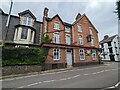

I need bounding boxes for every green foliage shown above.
[41,34,52,43]
[116,0,120,19]
[2,47,48,66]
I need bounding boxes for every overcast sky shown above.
[1,0,118,41]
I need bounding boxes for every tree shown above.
[116,0,120,20]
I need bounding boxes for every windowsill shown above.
[53,59,60,61]
[80,59,85,60]
[78,31,82,33]
[54,28,60,30]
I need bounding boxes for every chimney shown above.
[44,7,49,17]
[103,35,109,40]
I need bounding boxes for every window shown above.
[89,28,93,35]
[22,17,27,25]
[78,35,83,45]
[21,28,28,39]
[91,38,94,46]
[22,17,33,26]
[78,25,82,32]
[53,48,59,60]
[92,50,96,60]
[80,49,85,60]
[65,27,70,32]
[30,30,33,41]
[28,17,33,26]
[66,35,70,45]
[54,22,60,30]
[54,33,60,43]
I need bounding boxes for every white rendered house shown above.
[100,35,120,61]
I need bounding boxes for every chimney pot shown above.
[104,35,109,40]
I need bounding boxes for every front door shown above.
[66,50,72,65]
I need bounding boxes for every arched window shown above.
[89,28,93,35]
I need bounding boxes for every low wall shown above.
[2,65,42,76]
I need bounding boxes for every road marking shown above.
[43,80,56,83]
[115,81,120,87]
[59,78,67,81]
[2,64,115,81]
[73,74,80,78]
[92,72,97,75]
[27,82,38,87]
[83,73,90,75]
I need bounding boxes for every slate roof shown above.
[100,35,117,44]
[18,9,36,20]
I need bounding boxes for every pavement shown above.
[1,62,120,89]
[1,62,105,80]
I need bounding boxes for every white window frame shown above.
[54,33,60,43]
[53,48,60,60]
[89,28,93,35]
[78,35,83,45]
[22,16,33,26]
[21,28,28,40]
[78,25,82,32]
[92,50,96,60]
[54,22,60,30]
[91,38,94,46]
[66,34,71,45]
[79,49,85,60]
[65,27,70,32]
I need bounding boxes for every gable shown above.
[73,14,98,33]
[18,9,36,20]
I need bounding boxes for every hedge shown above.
[2,47,48,66]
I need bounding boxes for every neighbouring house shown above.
[1,9,42,47]
[1,7,100,69]
[100,35,120,61]
[41,8,99,69]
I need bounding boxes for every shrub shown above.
[2,47,48,66]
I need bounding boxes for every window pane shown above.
[79,36,83,45]
[53,48,59,60]
[80,49,84,60]
[22,17,27,25]
[65,27,70,32]
[28,18,32,26]
[91,38,94,46]
[21,28,28,39]
[54,23,59,30]
[89,28,93,35]
[92,50,96,60]
[30,30,33,41]
[66,35,70,45]
[54,33,59,43]
[78,25,82,32]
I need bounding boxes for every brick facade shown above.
[42,8,99,69]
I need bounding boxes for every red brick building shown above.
[41,8,99,69]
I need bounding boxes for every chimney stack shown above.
[44,7,49,17]
[103,35,109,40]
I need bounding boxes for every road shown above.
[2,62,120,90]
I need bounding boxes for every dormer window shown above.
[21,17,33,26]
[54,22,60,30]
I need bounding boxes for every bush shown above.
[2,47,48,66]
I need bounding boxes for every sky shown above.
[1,0,118,41]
